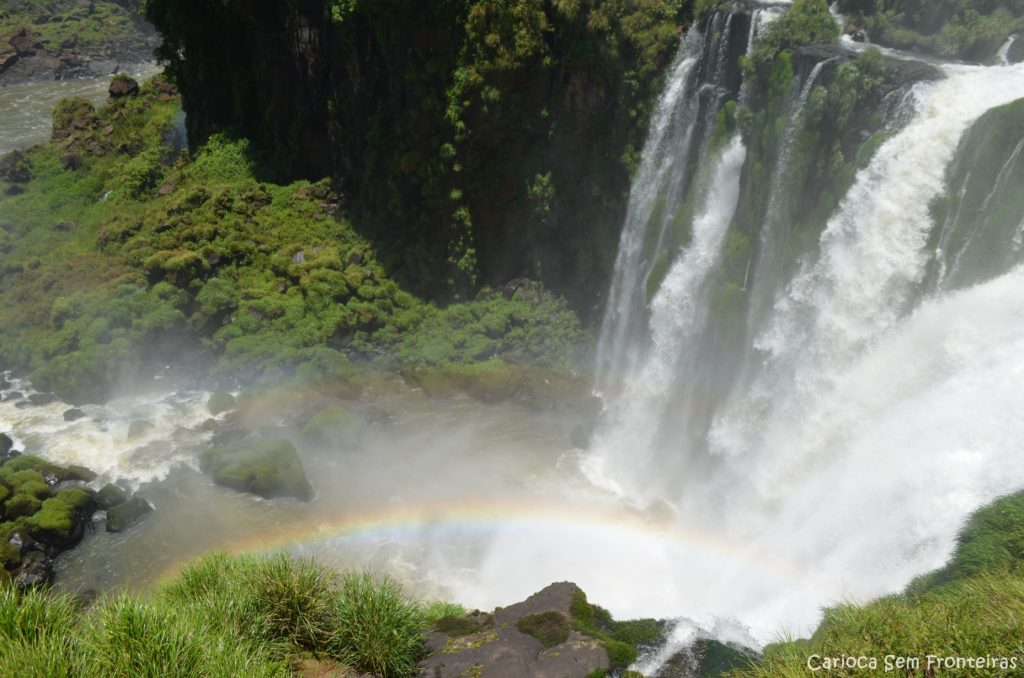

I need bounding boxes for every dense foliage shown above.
[0,80,585,402]
[141,0,691,310]
[0,0,146,54]
[837,0,1024,60]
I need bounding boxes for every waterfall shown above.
[586,1,1024,650]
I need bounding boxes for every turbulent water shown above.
[586,5,1024,662]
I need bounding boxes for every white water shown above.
[998,34,1019,66]
[596,31,703,388]
[586,43,1024,650]
[0,374,217,487]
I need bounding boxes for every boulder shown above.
[199,438,313,501]
[207,390,236,416]
[27,392,57,406]
[94,482,128,510]
[26,497,86,549]
[0,150,31,183]
[63,408,86,422]
[105,496,152,532]
[13,557,52,590]
[301,404,353,443]
[1009,36,1024,65]
[0,433,11,456]
[108,74,140,98]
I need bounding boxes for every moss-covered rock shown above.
[95,483,129,510]
[105,496,153,533]
[199,438,313,501]
[27,497,84,548]
[301,404,353,444]
[207,390,237,416]
[447,360,525,402]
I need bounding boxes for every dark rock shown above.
[0,433,11,456]
[60,154,83,170]
[4,185,25,196]
[1009,36,1024,65]
[795,44,944,90]
[108,75,140,98]
[199,438,313,501]
[15,400,32,409]
[207,390,236,416]
[105,496,153,532]
[9,28,37,56]
[13,558,53,590]
[95,483,128,510]
[0,149,31,183]
[422,582,610,678]
[27,392,57,406]
[66,465,97,482]
[850,29,869,43]
[4,391,23,402]
[55,220,76,232]
[63,408,87,422]
[655,639,760,677]
[365,405,393,425]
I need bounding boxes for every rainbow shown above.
[157,496,834,605]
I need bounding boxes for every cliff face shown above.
[144,0,688,318]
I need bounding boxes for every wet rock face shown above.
[420,582,611,678]
[105,496,153,532]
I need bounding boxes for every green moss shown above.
[26,498,76,541]
[207,391,236,416]
[199,438,313,501]
[516,611,570,648]
[302,405,353,443]
[54,488,94,511]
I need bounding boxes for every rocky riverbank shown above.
[1,1,159,86]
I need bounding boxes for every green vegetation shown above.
[743,0,839,90]
[0,552,429,677]
[143,0,690,308]
[837,0,1024,60]
[569,588,665,670]
[0,0,146,54]
[0,77,587,403]
[734,490,1024,677]
[516,610,571,648]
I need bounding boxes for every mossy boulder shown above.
[207,390,236,416]
[2,455,89,484]
[105,496,153,532]
[301,404,353,444]
[95,483,128,510]
[448,359,525,402]
[54,487,95,512]
[199,438,313,501]
[27,497,85,548]
[401,367,457,398]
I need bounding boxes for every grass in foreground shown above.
[0,552,428,677]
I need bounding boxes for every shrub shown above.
[332,571,425,678]
[516,611,570,648]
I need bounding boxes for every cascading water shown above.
[586,1,1024,659]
